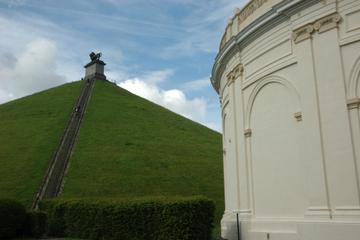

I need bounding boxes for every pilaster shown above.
[224,64,243,212]
[311,12,360,218]
[231,64,253,218]
[292,18,331,219]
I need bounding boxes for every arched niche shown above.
[347,55,360,193]
[245,75,306,217]
[348,55,360,99]
[245,75,302,130]
[222,100,230,145]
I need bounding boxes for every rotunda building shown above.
[211,0,360,239]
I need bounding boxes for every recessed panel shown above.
[250,83,306,217]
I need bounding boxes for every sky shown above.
[0,0,247,132]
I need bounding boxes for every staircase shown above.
[32,78,96,209]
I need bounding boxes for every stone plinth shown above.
[84,60,106,80]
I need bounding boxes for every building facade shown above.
[211,0,360,239]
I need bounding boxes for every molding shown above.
[234,64,244,78]
[220,0,269,51]
[333,207,360,219]
[304,206,332,219]
[211,0,320,93]
[244,128,252,138]
[340,33,360,46]
[245,75,302,129]
[227,64,244,85]
[292,24,314,43]
[84,59,106,68]
[313,12,341,33]
[347,98,360,109]
[335,206,360,211]
[348,55,360,98]
[294,111,303,121]
[292,12,341,44]
[243,55,297,89]
[237,209,252,214]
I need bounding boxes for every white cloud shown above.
[140,69,174,84]
[182,77,211,92]
[118,70,208,123]
[0,38,66,103]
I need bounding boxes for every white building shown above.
[211,0,360,239]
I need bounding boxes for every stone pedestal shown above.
[84,59,106,80]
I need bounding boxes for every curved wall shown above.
[212,0,360,239]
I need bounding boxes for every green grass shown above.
[0,79,224,235]
[62,80,224,227]
[0,82,83,207]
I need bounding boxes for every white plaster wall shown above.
[215,0,360,239]
[250,82,305,218]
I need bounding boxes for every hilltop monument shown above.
[211,0,360,239]
[84,51,106,80]
[32,52,106,209]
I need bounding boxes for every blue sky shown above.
[0,0,246,131]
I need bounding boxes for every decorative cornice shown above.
[292,24,314,44]
[347,98,360,109]
[313,12,341,33]
[227,64,244,85]
[211,0,320,93]
[84,59,106,68]
[244,128,252,138]
[292,12,342,44]
[220,0,269,51]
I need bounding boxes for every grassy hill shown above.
[0,79,224,226]
[0,81,83,207]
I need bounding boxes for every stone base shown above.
[85,73,106,81]
[220,212,360,240]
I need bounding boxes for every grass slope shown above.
[0,82,83,207]
[62,80,224,225]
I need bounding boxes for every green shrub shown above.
[22,210,47,238]
[40,196,215,240]
[40,200,66,237]
[0,199,27,239]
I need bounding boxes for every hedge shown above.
[0,199,27,239]
[40,196,215,240]
[22,210,48,238]
[0,199,47,239]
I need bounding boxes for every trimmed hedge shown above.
[23,210,48,238]
[0,199,27,239]
[0,199,47,239]
[40,196,215,240]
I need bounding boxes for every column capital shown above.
[292,12,341,44]
[313,12,341,33]
[227,64,244,85]
[292,24,314,44]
